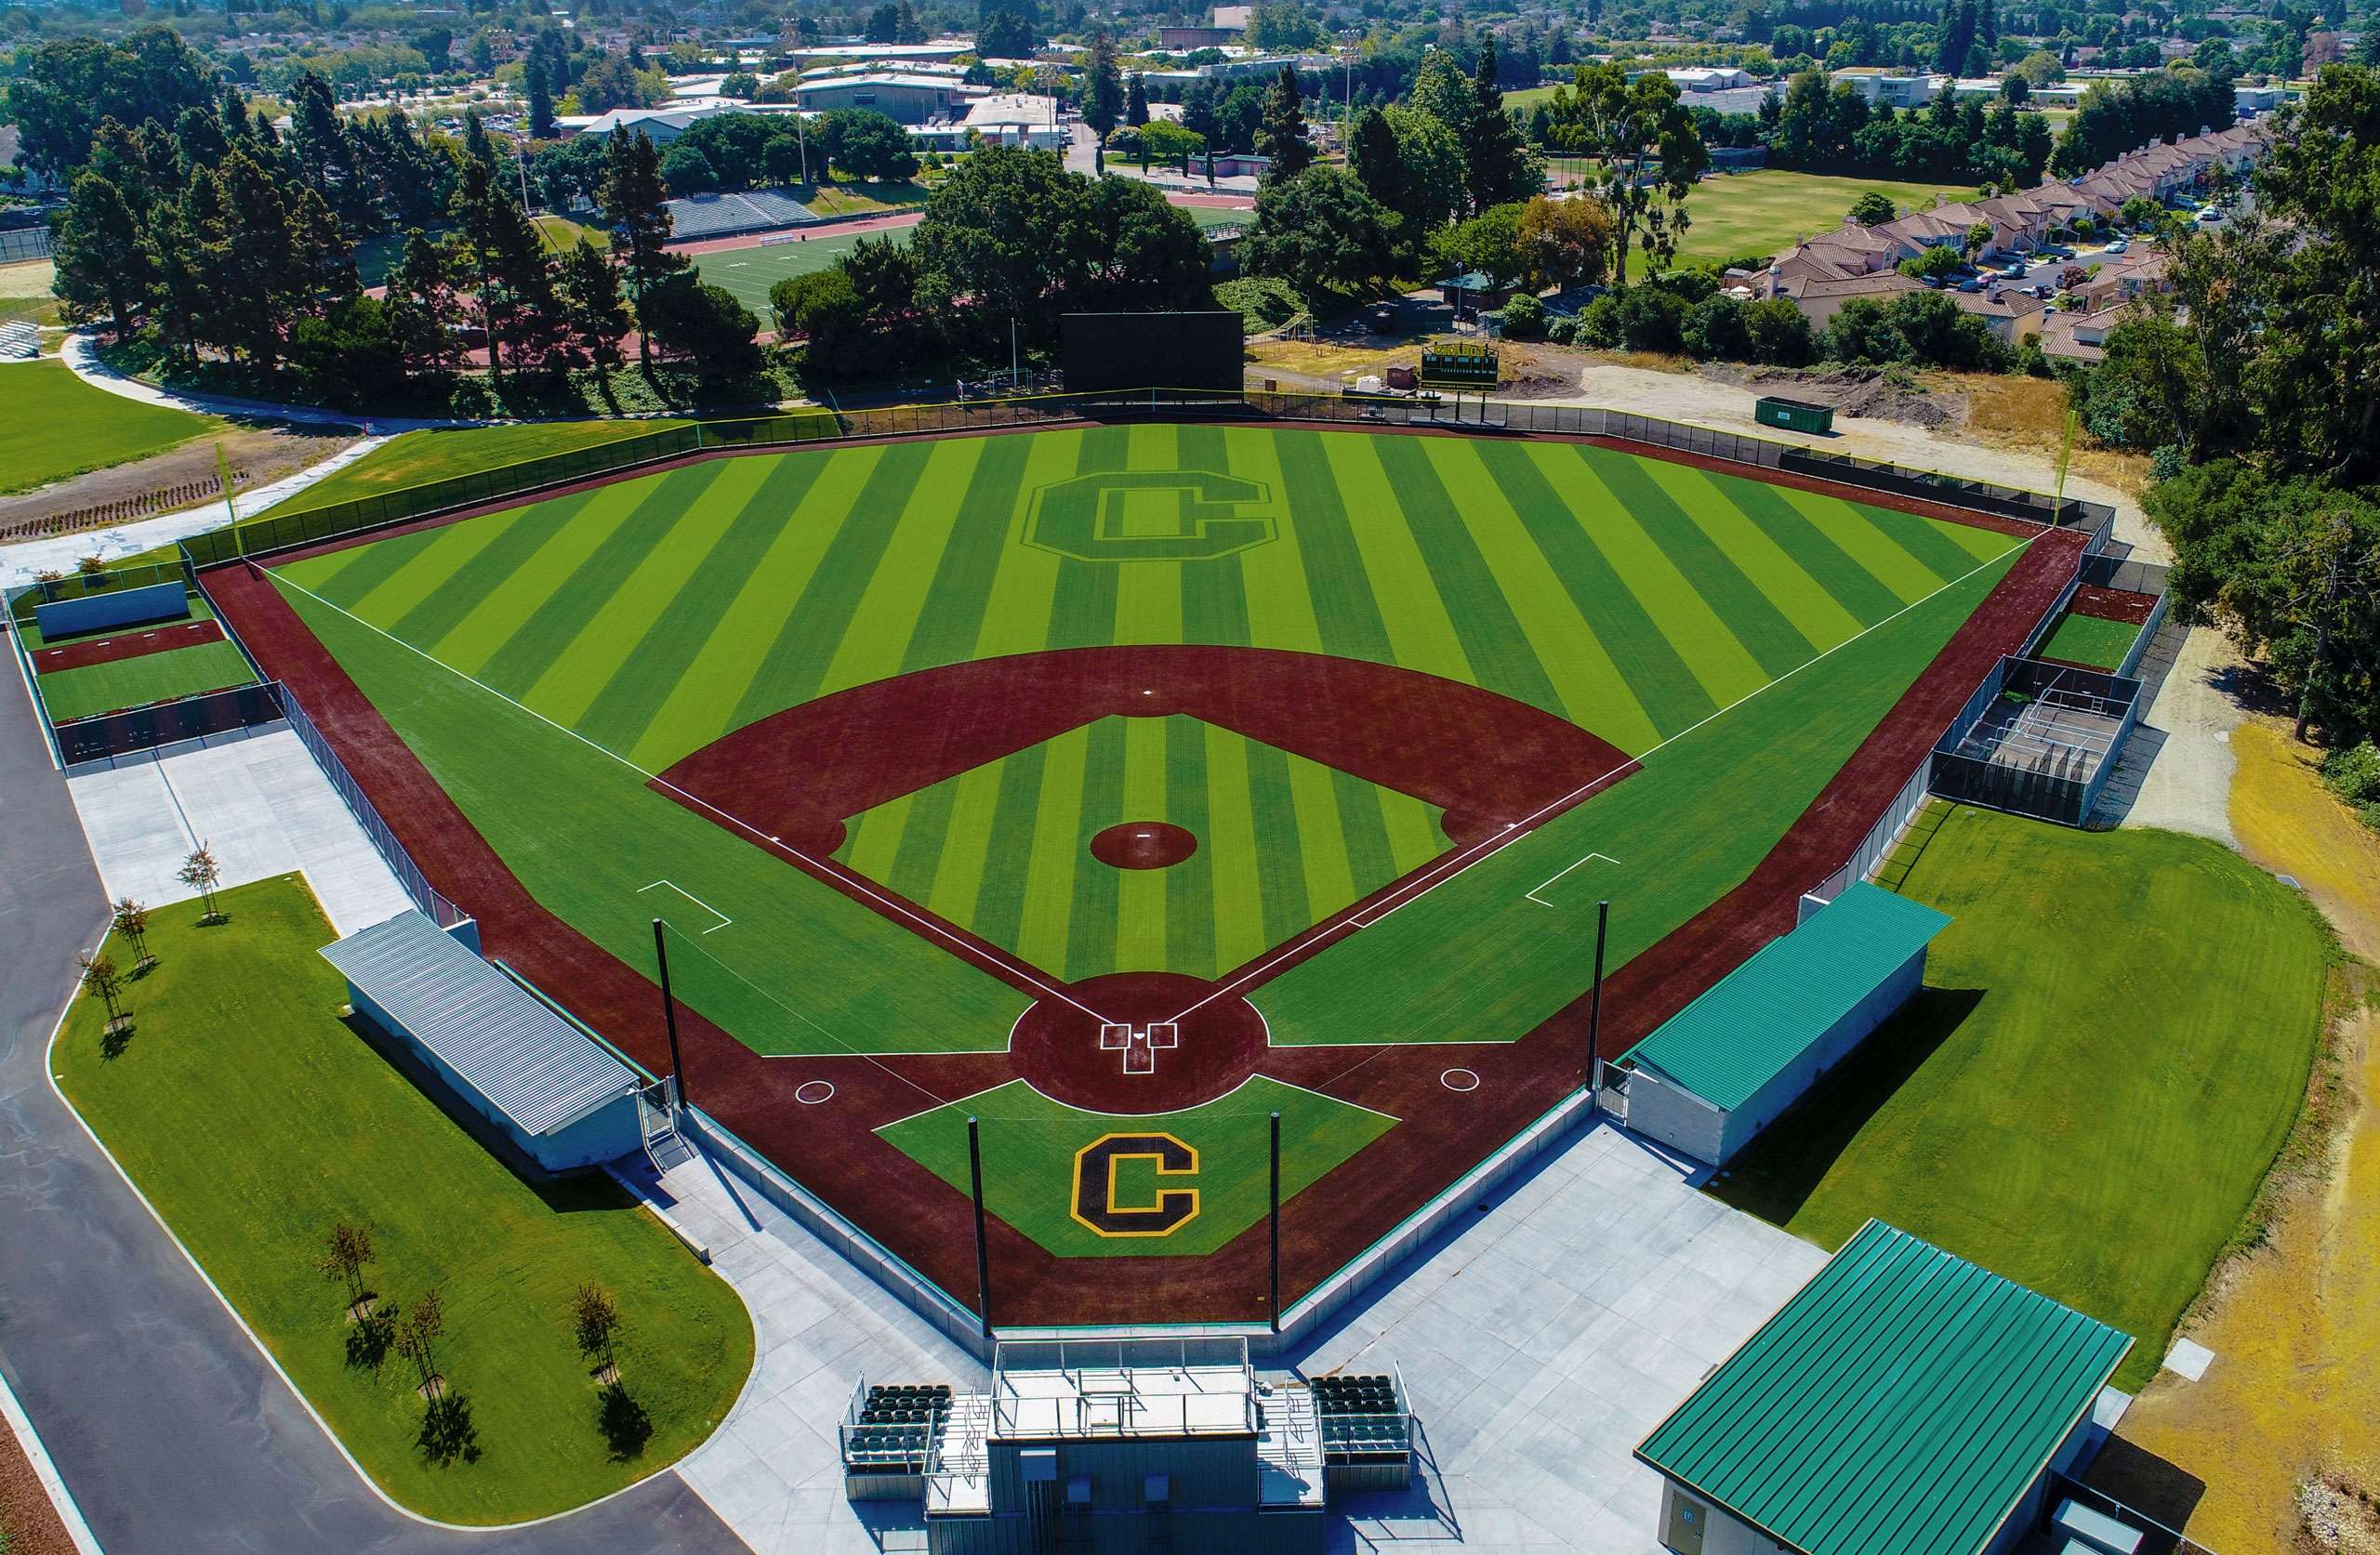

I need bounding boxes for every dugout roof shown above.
[1620,882,1950,1111]
[322,910,638,1139]
[1636,1219,2131,1555]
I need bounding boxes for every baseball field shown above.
[206,419,2076,1322]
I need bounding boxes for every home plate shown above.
[2162,1338,2215,1380]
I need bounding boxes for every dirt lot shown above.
[2092,718,2380,1552]
[0,420,358,538]
[0,1412,77,1555]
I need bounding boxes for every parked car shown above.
[2106,238,2129,254]
[2001,261,2028,278]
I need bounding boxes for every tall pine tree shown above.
[600,128,686,374]
[1260,65,1313,179]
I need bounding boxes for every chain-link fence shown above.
[0,225,51,264]
[272,681,469,929]
[49,679,282,767]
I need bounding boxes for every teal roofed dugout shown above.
[1636,1219,2131,1555]
[1606,883,1950,1165]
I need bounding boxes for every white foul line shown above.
[265,569,1114,1028]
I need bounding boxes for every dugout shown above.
[1637,1220,2131,1555]
[322,909,642,1173]
[1604,884,1950,1166]
[1060,311,1245,395]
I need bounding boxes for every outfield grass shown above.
[52,876,753,1523]
[835,712,1448,982]
[261,419,691,518]
[0,360,217,495]
[881,1076,1395,1258]
[267,424,2020,1069]
[2038,609,2138,670]
[1711,804,2334,1391]
[36,637,256,721]
[1676,169,1980,267]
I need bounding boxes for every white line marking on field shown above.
[1525,852,1621,908]
[638,877,733,933]
[1159,528,2046,1029]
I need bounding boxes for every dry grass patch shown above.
[1955,373,2150,494]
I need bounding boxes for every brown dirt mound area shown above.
[1091,822,1197,870]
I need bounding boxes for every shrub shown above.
[1499,292,1547,340]
[1681,295,1752,360]
[2322,741,2380,807]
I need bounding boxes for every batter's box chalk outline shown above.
[1525,852,1623,909]
[1099,1021,1133,1050]
[1145,1021,1179,1049]
[637,878,734,934]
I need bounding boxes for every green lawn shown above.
[2038,609,2139,671]
[880,1076,1395,1258]
[266,424,2020,1066]
[1710,804,2334,1391]
[36,637,256,721]
[1677,168,1981,267]
[261,419,692,518]
[0,360,218,494]
[52,876,753,1523]
[834,712,1448,982]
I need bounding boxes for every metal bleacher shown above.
[661,189,818,241]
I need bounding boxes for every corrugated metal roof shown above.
[321,911,637,1138]
[1621,883,1951,1111]
[1636,1221,2131,1555]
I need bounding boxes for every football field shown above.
[219,421,2046,1304]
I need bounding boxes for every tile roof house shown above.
[2040,300,2136,362]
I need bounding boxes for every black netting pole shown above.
[1268,1111,1283,1334]
[968,1116,994,1340]
[652,918,686,1104]
[1588,900,1610,1087]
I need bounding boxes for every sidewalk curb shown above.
[0,1364,106,1555]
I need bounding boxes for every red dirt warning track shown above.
[205,469,2084,1329]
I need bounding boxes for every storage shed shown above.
[1754,395,1835,435]
[1606,883,1949,1166]
[1637,1220,2131,1555]
[322,910,643,1172]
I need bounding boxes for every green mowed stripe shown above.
[819,438,987,696]
[1255,546,2022,1046]
[535,456,782,725]
[1016,724,1090,973]
[572,454,829,757]
[475,464,732,702]
[1322,437,1476,684]
[726,442,932,730]
[1046,427,1130,653]
[347,504,529,626]
[40,639,257,722]
[1115,715,1170,971]
[1166,713,1219,973]
[384,490,603,650]
[970,741,1052,954]
[1844,487,2010,581]
[274,571,1028,1054]
[1272,432,1395,663]
[901,433,1034,671]
[1584,448,1816,681]
[1482,445,1712,743]
[926,760,1008,930]
[879,1076,1395,1259]
[416,480,656,675]
[1720,479,1910,624]
[1202,723,1269,970]
[1372,437,1563,715]
[1643,461,1865,651]
[1066,718,1129,979]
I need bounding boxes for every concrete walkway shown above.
[0,665,748,1552]
[59,332,447,430]
[67,725,420,934]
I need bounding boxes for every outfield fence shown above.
[168,388,2111,571]
[271,680,471,930]
[48,679,283,768]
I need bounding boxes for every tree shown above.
[1682,294,1753,359]
[1138,122,1205,176]
[1432,202,1528,286]
[177,847,223,921]
[385,231,459,376]
[1463,37,1540,213]
[557,239,629,380]
[2118,194,2165,232]
[53,173,150,343]
[1743,296,1818,365]
[823,110,919,182]
[450,132,562,387]
[571,1281,624,1380]
[528,68,558,140]
[976,0,1039,58]
[4,27,218,180]
[659,143,719,195]
[896,0,927,44]
[771,267,867,372]
[1260,65,1313,179]
[316,1221,376,1314]
[1239,165,1399,302]
[398,1285,446,1395]
[1501,292,1548,339]
[78,951,127,1030]
[1085,32,1124,171]
[866,3,901,44]
[601,129,688,374]
[1126,72,1149,128]
[638,274,762,379]
[1514,194,1615,289]
[914,145,1086,336]
[1346,105,1402,213]
[1898,244,1964,281]
[1848,190,1897,226]
[111,898,153,971]
[1540,63,1710,285]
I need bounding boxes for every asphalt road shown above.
[0,670,748,1552]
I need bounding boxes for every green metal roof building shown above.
[1606,883,1950,1165]
[1636,1220,2132,1555]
